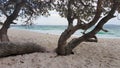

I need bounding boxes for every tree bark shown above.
[79,0,102,30]
[56,0,74,55]
[64,1,119,55]
[56,1,119,55]
[0,3,22,42]
[57,20,75,55]
[56,0,102,55]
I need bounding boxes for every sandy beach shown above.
[0,28,120,68]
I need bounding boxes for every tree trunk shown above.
[56,0,75,55]
[56,1,119,56]
[0,17,14,42]
[57,21,74,55]
[63,1,118,55]
[0,28,9,42]
[0,3,22,42]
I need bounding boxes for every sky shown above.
[34,11,68,25]
[33,11,120,25]
[0,11,120,25]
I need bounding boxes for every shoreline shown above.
[10,24,120,38]
[10,27,120,39]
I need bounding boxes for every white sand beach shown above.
[0,29,120,68]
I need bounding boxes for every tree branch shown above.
[0,6,8,17]
[1,2,24,29]
[65,1,119,55]
[77,0,103,30]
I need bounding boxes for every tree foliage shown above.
[0,0,54,24]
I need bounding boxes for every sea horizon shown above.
[10,24,120,38]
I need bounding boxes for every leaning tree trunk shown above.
[56,0,75,55]
[66,1,118,55]
[57,20,75,55]
[0,19,11,42]
[0,3,22,42]
[56,1,119,56]
[57,17,81,55]
[56,0,102,55]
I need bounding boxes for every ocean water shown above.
[11,24,120,38]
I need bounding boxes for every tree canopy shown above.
[0,0,54,24]
[55,0,120,55]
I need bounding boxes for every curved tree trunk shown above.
[0,20,10,42]
[0,17,15,42]
[56,1,119,56]
[57,20,75,55]
[0,3,22,42]
[0,29,9,42]
[56,0,74,55]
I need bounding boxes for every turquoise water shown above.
[11,24,120,38]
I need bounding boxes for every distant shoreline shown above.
[10,24,120,38]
